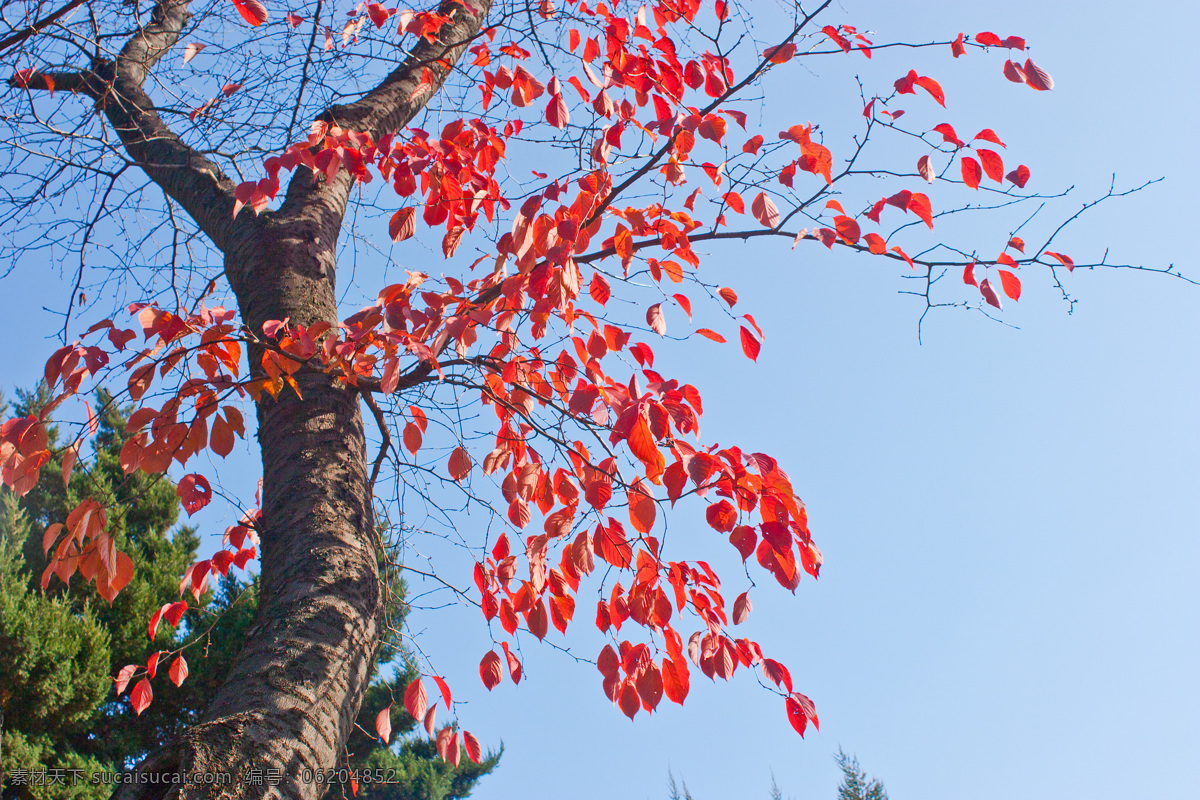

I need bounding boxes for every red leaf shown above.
[951,32,965,58]
[786,692,819,736]
[998,269,1022,301]
[662,657,690,704]
[589,272,611,305]
[627,480,656,534]
[462,731,483,763]
[963,263,978,287]
[646,303,666,336]
[975,31,1003,47]
[907,193,933,229]
[130,678,153,716]
[864,233,886,255]
[176,474,212,515]
[1005,164,1031,188]
[619,681,640,720]
[404,677,428,721]
[1003,60,1027,84]
[1023,59,1054,91]
[545,92,569,128]
[917,154,934,183]
[432,675,453,710]
[717,287,738,307]
[833,215,860,245]
[750,192,780,228]
[403,422,422,455]
[979,277,1003,309]
[1045,251,1075,271]
[762,658,793,692]
[115,664,138,695]
[914,75,945,107]
[960,156,982,190]
[448,447,472,481]
[739,327,761,361]
[479,651,503,690]
[389,208,416,242]
[498,641,522,684]
[742,135,764,155]
[695,328,726,343]
[763,43,796,64]
[977,149,1004,183]
[168,655,188,687]
[1007,236,1026,254]
[732,591,751,625]
[231,0,268,27]
[973,128,1006,148]
[706,499,737,532]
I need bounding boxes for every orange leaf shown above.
[998,269,1022,301]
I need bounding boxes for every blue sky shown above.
[1,1,1196,798]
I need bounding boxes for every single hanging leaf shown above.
[646,303,666,335]
[977,149,1005,183]
[979,277,1003,309]
[463,731,483,763]
[960,156,982,189]
[1006,164,1031,188]
[750,192,780,228]
[963,263,978,287]
[1023,59,1054,91]
[183,43,206,64]
[231,0,268,27]
[130,678,153,715]
[404,677,428,721]
[448,447,472,481]
[739,327,761,361]
[545,92,569,128]
[176,474,212,515]
[389,208,416,242]
[432,675,453,710]
[169,655,188,687]
[998,269,1022,300]
[917,154,934,183]
[479,651,503,690]
[376,704,393,743]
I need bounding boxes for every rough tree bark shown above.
[18,0,500,797]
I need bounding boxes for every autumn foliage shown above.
[0,0,1089,771]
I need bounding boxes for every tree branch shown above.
[11,0,240,250]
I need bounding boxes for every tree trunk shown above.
[90,1,494,795]
[116,210,380,800]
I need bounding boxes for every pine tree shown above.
[835,749,888,800]
[1,390,497,799]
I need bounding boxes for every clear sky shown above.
[0,1,1196,799]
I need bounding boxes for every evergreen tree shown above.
[834,749,888,800]
[1,390,497,799]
